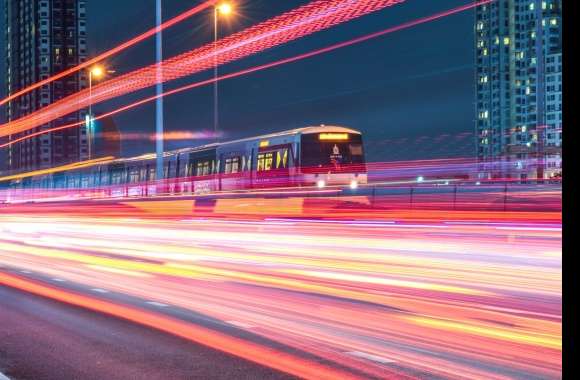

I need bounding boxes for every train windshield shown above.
[300,133,365,170]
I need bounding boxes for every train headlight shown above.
[350,180,358,190]
[317,179,326,189]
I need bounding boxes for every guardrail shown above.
[355,182,562,212]
[1,181,562,215]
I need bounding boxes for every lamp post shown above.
[155,0,164,181]
[213,3,232,142]
[87,66,104,160]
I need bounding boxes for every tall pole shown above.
[88,71,93,160]
[213,8,219,143]
[155,0,165,180]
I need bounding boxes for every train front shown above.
[299,126,367,189]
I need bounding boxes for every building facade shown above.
[4,0,89,172]
[475,0,562,180]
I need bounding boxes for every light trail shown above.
[0,0,405,138]
[0,154,562,215]
[0,208,562,379]
[0,272,360,380]
[0,0,218,107]
[0,0,493,149]
[0,156,114,182]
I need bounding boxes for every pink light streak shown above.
[0,1,218,107]
[0,0,405,138]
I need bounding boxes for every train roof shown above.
[1,126,361,180]
[221,125,361,146]
[113,125,361,164]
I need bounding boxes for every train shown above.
[0,125,367,199]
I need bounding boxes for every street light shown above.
[213,2,234,142]
[87,66,104,160]
[217,3,232,15]
[87,66,114,160]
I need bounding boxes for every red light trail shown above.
[0,0,405,139]
[0,0,218,107]
[0,0,493,149]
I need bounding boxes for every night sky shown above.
[0,0,478,166]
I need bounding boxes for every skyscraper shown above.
[475,0,562,180]
[4,0,88,172]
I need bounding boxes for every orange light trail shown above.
[0,156,115,182]
[0,272,360,380]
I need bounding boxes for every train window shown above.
[66,175,78,189]
[111,170,124,185]
[349,144,363,156]
[163,162,171,179]
[257,152,274,171]
[301,134,365,167]
[276,149,289,169]
[129,168,140,183]
[196,161,211,176]
[224,157,240,174]
[140,166,148,182]
[178,160,187,178]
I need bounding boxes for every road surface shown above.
[0,285,294,380]
[0,211,562,379]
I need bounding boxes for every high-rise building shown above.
[4,0,89,172]
[475,0,562,180]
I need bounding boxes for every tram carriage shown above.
[1,125,367,199]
